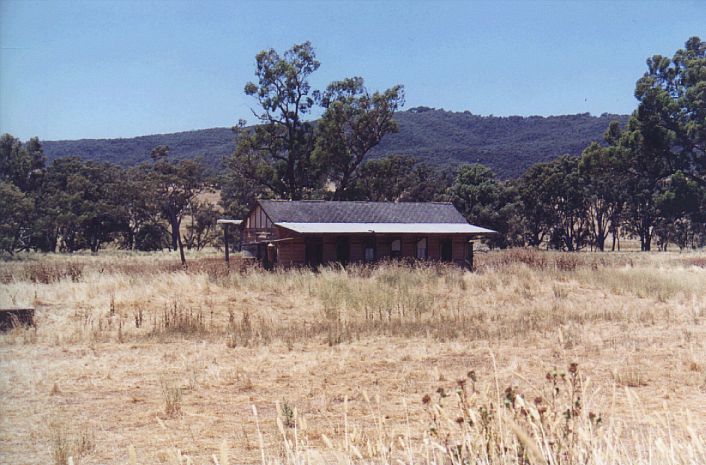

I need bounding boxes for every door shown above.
[305,237,323,268]
[335,237,350,265]
[441,237,453,262]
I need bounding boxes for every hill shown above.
[41,108,628,178]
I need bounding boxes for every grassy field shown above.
[0,250,705,464]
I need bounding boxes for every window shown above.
[390,239,401,259]
[416,238,427,259]
[364,238,376,262]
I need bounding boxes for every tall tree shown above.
[235,42,321,200]
[654,171,703,250]
[0,181,35,253]
[614,36,706,251]
[519,156,589,251]
[632,36,705,187]
[616,113,671,251]
[0,134,48,252]
[313,77,404,199]
[578,140,625,251]
[144,147,206,265]
[42,157,125,253]
[114,166,163,250]
[220,126,270,219]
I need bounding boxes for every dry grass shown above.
[0,249,705,464]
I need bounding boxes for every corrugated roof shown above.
[259,200,468,224]
[276,222,496,235]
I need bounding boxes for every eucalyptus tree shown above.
[0,134,46,192]
[313,77,404,199]
[632,36,705,186]
[144,146,206,265]
[617,36,706,250]
[0,134,46,252]
[227,42,405,203]
[519,156,589,251]
[578,140,625,251]
[0,181,34,253]
[356,155,448,202]
[447,163,521,248]
[654,171,703,250]
[234,42,321,200]
[41,157,125,252]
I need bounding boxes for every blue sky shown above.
[1,0,704,140]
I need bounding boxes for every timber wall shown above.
[273,228,471,268]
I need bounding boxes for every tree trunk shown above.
[335,171,352,200]
[90,233,99,253]
[50,233,58,253]
[170,215,180,251]
[287,156,297,200]
[643,234,651,251]
[177,232,186,267]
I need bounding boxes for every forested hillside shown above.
[370,109,628,177]
[42,109,628,178]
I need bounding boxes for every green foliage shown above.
[219,125,270,219]
[355,155,449,202]
[0,134,217,255]
[654,171,705,250]
[184,200,219,251]
[224,42,406,207]
[0,134,46,191]
[447,164,522,248]
[616,36,706,250]
[314,77,405,199]
[517,156,590,251]
[0,181,35,253]
[0,134,46,253]
[142,153,207,252]
[578,140,624,251]
[234,42,321,200]
[41,157,128,252]
[134,223,169,251]
[633,36,705,185]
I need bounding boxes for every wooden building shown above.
[237,200,495,269]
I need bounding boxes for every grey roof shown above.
[258,200,469,224]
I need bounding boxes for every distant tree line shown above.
[0,139,218,262]
[1,37,704,255]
